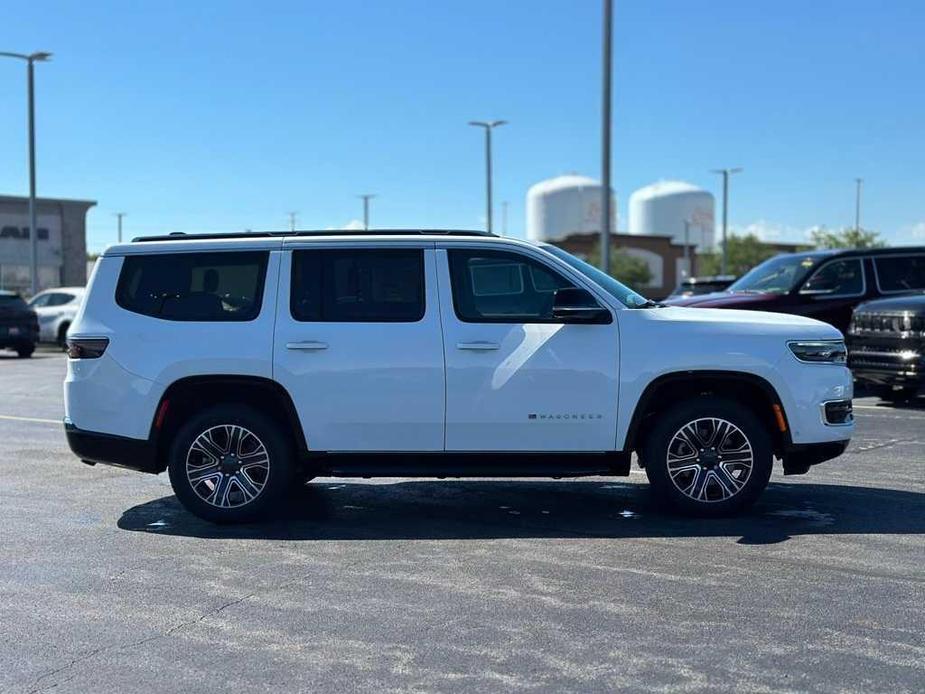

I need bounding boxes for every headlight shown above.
[788,340,847,364]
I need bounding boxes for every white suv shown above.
[28,286,85,345]
[64,230,853,522]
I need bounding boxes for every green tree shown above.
[810,226,885,249]
[586,248,653,290]
[697,233,779,277]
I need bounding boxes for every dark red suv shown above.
[665,247,925,334]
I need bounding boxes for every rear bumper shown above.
[64,420,159,474]
[782,439,849,476]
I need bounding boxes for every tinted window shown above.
[448,249,575,322]
[875,255,925,292]
[28,293,52,308]
[46,293,73,307]
[0,294,28,310]
[291,249,424,322]
[116,251,268,321]
[801,258,864,295]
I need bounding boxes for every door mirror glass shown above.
[552,287,610,323]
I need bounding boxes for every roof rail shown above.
[131,229,497,243]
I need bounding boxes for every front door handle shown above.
[457,341,500,351]
[286,341,329,351]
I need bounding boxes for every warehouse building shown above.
[0,194,95,295]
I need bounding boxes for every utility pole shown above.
[115,212,126,242]
[358,194,376,230]
[1,51,51,295]
[288,211,298,232]
[683,219,691,277]
[468,120,506,233]
[710,167,743,276]
[501,201,508,237]
[600,0,613,275]
[854,178,863,233]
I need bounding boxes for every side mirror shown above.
[552,287,611,323]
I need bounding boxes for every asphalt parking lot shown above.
[1,350,923,693]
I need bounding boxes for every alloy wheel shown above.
[665,417,754,503]
[185,424,270,508]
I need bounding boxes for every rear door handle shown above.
[456,341,500,351]
[286,341,329,351]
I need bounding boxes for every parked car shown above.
[28,286,85,346]
[664,247,925,334]
[64,230,853,523]
[668,275,737,299]
[0,290,39,358]
[848,292,925,401]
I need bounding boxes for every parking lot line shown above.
[0,414,61,425]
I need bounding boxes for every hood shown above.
[645,306,842,340]
[855,292,925,314]
[664,291,782,309]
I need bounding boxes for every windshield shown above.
[541,244,649,308]
[727,254,821,294]
[0,294,28,310]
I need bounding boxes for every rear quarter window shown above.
[874,255,925,293]
[115,251,268,321]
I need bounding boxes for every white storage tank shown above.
[526,174,616,242]
[628,181,715,250]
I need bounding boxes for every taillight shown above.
[66,337,109,359]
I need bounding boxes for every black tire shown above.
[167,404,297,523]
[643,396,773,517]
[879,386,918,403]
[58,323,70,350]
[16,345,34,358]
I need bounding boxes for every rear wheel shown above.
[167,404,297,523]
[879,386,918,403]
[643,396,773,516]
[16,344,34,358]
[57,322,70,350]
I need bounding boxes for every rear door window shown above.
[874,255,925,293]
[116,251,268,321]
[290,249,425,322]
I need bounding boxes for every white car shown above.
[28,286,85,345]
[64,230,853,523]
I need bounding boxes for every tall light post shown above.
[710,167,743,276]
[468,120,506,234]
[854,178,863,233]
[600,0,613,274]
[115,212,126,242]
[358,194,376,230]
[288,211,298,232]
[1,50,52,295]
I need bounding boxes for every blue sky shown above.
[1,0,923,253]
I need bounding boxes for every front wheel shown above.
[167,404,297,523]
[16,345,34,358]
[643,396,773,516]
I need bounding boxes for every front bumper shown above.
[782,440,850,476]
[64,420,160,474]
[848,337,924,388]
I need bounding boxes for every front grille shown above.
[850,312,925,337]
[823,400,853,425]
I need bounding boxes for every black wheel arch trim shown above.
[150,375,309,469]
[622,370,793,454]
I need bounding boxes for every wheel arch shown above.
[623,370,791,461]
[149,375,308,472]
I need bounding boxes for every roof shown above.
[629,180,708,200]
[773,246,925,261]
[0,194,97,208]
[105,229,526,256]
[527,174,601,196]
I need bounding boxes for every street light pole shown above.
[710,167,743,276]
[287,211,298,232]
[115,212,126,242]
[1,51,51,295]
[683,219,691,277]
[501,200,508,237]
[854,178,863,233]
[600,0,613,275]
[358,194,376,230]
[468,120,506,234]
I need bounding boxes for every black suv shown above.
[848,292,925,401]
[0,290,39,358]
[666,247,925,334]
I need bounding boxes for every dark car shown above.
[848,293,925,401]
[0,290,39,358]
[668,275,737,299]
[665,247,925,334]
